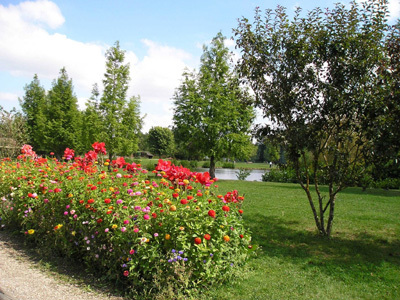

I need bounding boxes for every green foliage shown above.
[222,162,235,169]
[99,41,142,159]
[173,32,255,178]
[236,168,251,181]
[46,68,81,155]
[19,74,48,153]
[147,126,175,157]
[0,107,28,157]
[234,0,390,236]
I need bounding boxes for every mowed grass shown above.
[208,181,400,300]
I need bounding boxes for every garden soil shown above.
[0,231,124,300]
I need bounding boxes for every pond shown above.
[196,168,267,182]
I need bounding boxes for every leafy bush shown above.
[0,144,254,297]
[202,161,210,168]
[236,168,251,181]
[222,162,235,169]
[372,178,400,190]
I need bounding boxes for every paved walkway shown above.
[0,231,124,300]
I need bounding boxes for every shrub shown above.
[236,168,251,181]
[0,145,254,296]
[222,162,235,169]
[202,161,210,168]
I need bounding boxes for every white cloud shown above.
[0,92,21,110]
[0,0,106,96]
[388,0,400,21]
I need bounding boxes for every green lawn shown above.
[207,181,400,300]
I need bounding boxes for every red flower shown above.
[97,218,103,223]
[196,192,203,197]
[90,186,97,190]
[222,205,230,212]
[180,199,188,205]
[152,213,157,218]
[92,142,106,154]
[63,148,75,160]
[172,193,179,198]
[187,195,193,200]
[123,270,129,277]
[204,234,211,240]
[240,234,244,239]
[85,150,98,162]
[194,237,202,245]
[208,210,216,218]
[104,198,111,204]
[238,209,243,214]
[87,199,95,204]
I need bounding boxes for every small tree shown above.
[148,126,175,158]
[234,0,389,236]
[173,32,255,178]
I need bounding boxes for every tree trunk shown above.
[209,155,216,179]
[108,152,113,171]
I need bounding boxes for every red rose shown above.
[194,237,202,245]
[204,234,211,240]
[222,205,230,212]
[208,210,216,218]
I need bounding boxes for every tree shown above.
[19,74,48,152]
[173,32,255,178]
[0,106,27,157]
[234,0,389,236]
[99,41,142,162]
[46,68,81,155]
[80,84,103,153]
[148,126,175,158]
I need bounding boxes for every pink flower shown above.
[143,214,150,220]
[116,199,123,205]
[129,249,135,255]
[123,220,129,224]
[64,211,68,215]
[105,228,109,233]
[121,227,126,232]
[134,228,139,233]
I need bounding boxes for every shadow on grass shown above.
[246,213,400,283]
[264,182,400,198]
[0,230,125,299]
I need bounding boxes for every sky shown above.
[0,0,399,133]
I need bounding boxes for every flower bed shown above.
[0,143,253,295]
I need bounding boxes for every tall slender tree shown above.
[99,41,142,161]
[46,67,81,155]
[19,74,48,152]
[173,32,255,178]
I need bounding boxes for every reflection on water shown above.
[196,168,266,182]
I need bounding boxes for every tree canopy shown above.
[173,32,255,178]
[234,0,391,236]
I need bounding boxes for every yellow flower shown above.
[68,193,73,198]
[112,224,118,229]
[175,188,180,192]
[183,179,189,185]
[165,234,171,240]
[170,205,177,212]
[179,226,185,231]
[71,231,76,236]
[205,190,209,195]
[28,229,35,235]
[104,162,109,166]
[109,187,114,192]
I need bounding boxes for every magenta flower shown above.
[116,199,123,205]
[143,214,150,220]
[121,227,127,232]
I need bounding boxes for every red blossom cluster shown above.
[223,190,244,203]
[155,159,217,186]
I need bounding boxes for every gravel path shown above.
[0,231,125,300]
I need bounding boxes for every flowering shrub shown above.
[0,144,254,295]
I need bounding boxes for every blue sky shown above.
[0,0,399,132]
